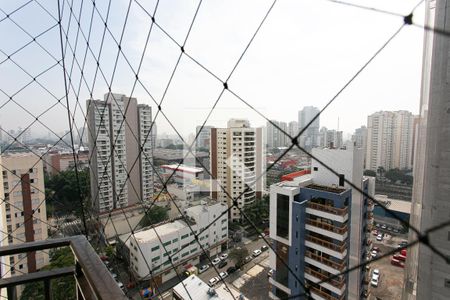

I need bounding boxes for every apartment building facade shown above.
[403,1,450,299]
[0,153,49,277]
[128,202,228,285]
[298,106,320,148]
[366,111,415,171]
[269,146,373,300]
[210,119,265,222]
[86,93,153,213]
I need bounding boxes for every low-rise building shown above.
[172,274,244,300]
[128,201,228,284]
[161,164,204,185]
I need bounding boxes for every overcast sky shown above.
[0,0,425,141]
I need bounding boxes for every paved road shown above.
[198,237,270,284]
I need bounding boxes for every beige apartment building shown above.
[0,152,49,277]
[210,119,265,222]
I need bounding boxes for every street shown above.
[197,237,269,284]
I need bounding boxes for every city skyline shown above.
[0,0,425,140]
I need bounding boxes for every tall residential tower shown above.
[210,119,265,222]
[87,93,153,213]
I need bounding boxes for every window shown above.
[313,167,318,171]
[339,174,345,186]
[445,279,450,288]
[163,241,171,247]
[181,234,189,239]
[152,256,160,262]
[276,194,289,239]
[172,238,178,243]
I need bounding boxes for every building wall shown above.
[1,153,49,275]
[210,119,264,221]
[87,93,154,213]
[129,202,227,281]
[366,111,414,171]
[403,1,450,299]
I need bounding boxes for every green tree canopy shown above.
[45,169,90,217]
[229,247,249,267]
[138,206,169,228]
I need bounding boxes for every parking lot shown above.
[368,232,407,300]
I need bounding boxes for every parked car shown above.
[372,230,378,236]
[220,253,228,260]
[268,269,274,277]
[376,234,383,241]
[391,257,405,268]
[199,264,209,274]
[372,246,380,253]
[371,250,377,258]
[212,258,221,265]
[252,249,262,257]
[371,278,379,287]
[208,277,219,286]
[244,256,253,264]
[218,260,228,269]
[372,269,380,280]
[375,223,381,228]
[393,228,400,234]
[261,245,269,252]
[116,281,124,289]
[399,241,408,248]
[226,266,237,274]
[111,273,118,279]
[219,271,228,279]
[393,253,406,262]
[400,249,407,256]
[381,224,387,229]
[371,268,380,286]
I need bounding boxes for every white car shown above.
[371,277,379,287]
[252,249,262,257]
[212,258,221,265]
[199,264,209,274]
[208,277,219,286]
[376,234,383,241]
[372,269,380,278]
[220,253,228,260]
[371,250,377,258]
[219,271,228,279]
[116,281,124,289]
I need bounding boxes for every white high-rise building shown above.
[279,122,288,147]
[266,120,281,149]
[298,106,320,148]
[403,1,450,299]
[318,127,343,149]
[87,93,154,213]
[366,111,414,171]
[288,121,298,139]
[210,119,265,222]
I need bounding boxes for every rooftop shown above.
[173,275,244,300]
[133,220,187,244]
[374,194,411,214]
[161,164,203,174]
[306,183,347,194]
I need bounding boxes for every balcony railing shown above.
[306,219,348,235]
[305,251,346,272]
[307,202,348,216]
[0,236,126,300]
[306,235,346,253]
[308,284,345,300]
[305,267,345,289]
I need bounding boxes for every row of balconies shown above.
[306,235,346,253]
[307,202,348,216]
[305,251,346,272]
[308,284,345,300]
[305,219,348,235]
[305,266,345,288]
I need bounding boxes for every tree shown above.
[138,206,169,228]
[21,247,75,300]
[243,197,269,227]
[105,245,115,258]
[229,247,249,267]
[45,169,90,218]
[377,166,385,178]
[363,170,376,177]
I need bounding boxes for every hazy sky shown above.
[0,0,425,141]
